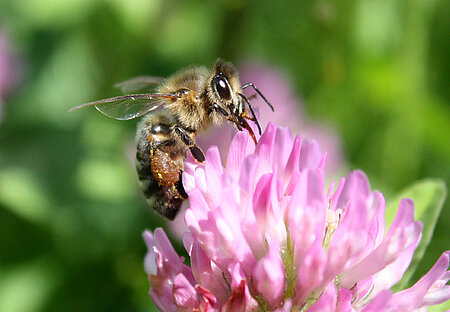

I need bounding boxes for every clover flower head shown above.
[144,123,450,311]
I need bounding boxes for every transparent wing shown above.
[68,93,177,120]
[114,76,165,94]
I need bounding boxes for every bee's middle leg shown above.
[173,125,205,163]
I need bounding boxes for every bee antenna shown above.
[238,93,262,135]
[241,82,274,112]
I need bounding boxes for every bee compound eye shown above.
[212,76,231,101]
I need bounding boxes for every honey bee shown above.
[70,59,273,219]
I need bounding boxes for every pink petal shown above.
[228,262,246,289]
[423,271,450,306]
[191,193,255,275]
[193,165,208,193]
[204,146,224,201]
[334,170,371,210]
[391,251,450,308]
[284,170,300,196]
[307,283,337,312]
[330,177,346,211]
[362,289,392,312]
[223,263,258,311]
[183,154,198,193]
[325,229,365,286]
[183,231,194,256]
[255,122,277,173]
[149,274,178,312]
[173,273,200,308]
[423,286,450,306]
[252,171,286,242]
[226,130,255,181]
[272,126,295,175]
[288,171,326,270]
[144,229,199,311]
[241,201,266,260]
[370,230,421,298]
[368,191,386,249]
[284,134,302,180]
[253,238,285,308]
[143,230,158,275]
[327,177,377,269]
[238,154,260,194]
[351,276,374,305]
[143,228,185,277]
[288,168,326,210]
[299,139,322,171]
[253,173,274,220]
[195,285,221,311]
[190,240,229,304]
[317,152,327,176]
[336,288,354,312]
[213,207,256,274]
[365,200,423,296]
[185,189,211,225]
[326,180,336,202]
[222,280,257,312]
[386,199,416,239]
[294,241,327,304]
[340,222,422,289]
[339,199,422,289]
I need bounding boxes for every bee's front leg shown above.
[173,125,205,163]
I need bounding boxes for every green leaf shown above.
[428,299,450,312]
[387,179,447,291]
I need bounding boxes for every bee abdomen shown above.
[153,185,184,220]
[136,147,187,220]
[136,151,159,198]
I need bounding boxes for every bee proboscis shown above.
[70,59,273,219]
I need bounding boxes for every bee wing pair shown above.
[70,74,268,144]
[114,76,166,94]
[69,76,171,120]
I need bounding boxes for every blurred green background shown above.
[0,0,448,311]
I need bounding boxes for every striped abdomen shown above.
[136,115,187,220]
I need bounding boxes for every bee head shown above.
[209,59,244,117]
[207,59,264,144]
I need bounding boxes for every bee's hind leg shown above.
[173,125,205,163]
[175,171,188,199]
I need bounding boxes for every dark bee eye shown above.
[212,76,231,101]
